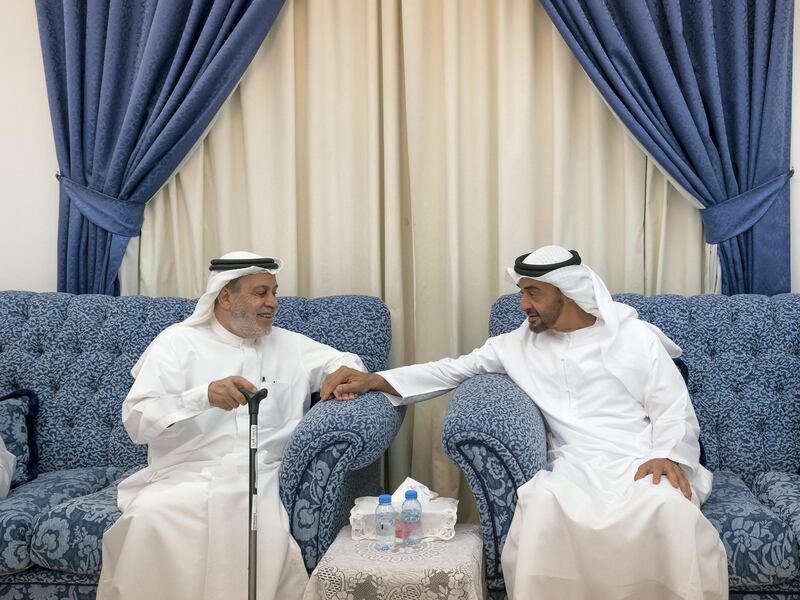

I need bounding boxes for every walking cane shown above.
[239,387,269,600]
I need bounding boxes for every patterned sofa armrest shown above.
[279,391,405,571]
[442,374,547,597]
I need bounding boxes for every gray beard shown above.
[229,305,270,339]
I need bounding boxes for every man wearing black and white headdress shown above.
[98,251,365,600]
[321,245,728,599]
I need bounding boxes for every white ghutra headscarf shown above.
[132,251,283,376]
[507,245,682,399]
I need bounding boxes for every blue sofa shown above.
[0,291,403,599]
[444,292,800,600]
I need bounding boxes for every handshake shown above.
[320,367,398,401]
[206,367,390,410]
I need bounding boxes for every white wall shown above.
[0,1,58,292]
[0,3,798,293]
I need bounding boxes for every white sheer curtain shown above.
[123,0,712,521]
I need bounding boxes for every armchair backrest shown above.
[0,292,390,474]
[489,292,800,484]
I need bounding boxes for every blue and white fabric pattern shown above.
[0,391,39,487]
[0,468,109,575]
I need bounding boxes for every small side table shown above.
[303,524,485,600]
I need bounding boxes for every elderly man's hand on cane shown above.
[208,376,257,410]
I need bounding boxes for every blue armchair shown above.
[443,292,800,599]
[0,291,402,599]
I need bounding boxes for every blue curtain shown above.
[539,0,793,295]
[35,0,285,294]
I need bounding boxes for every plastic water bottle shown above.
[400,489,422,546]
[375,494,396,551]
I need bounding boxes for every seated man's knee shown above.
[126,479,208,520]
[635,476,699,513]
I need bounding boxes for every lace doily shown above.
[304,525,485,600]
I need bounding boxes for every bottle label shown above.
[400,503,422,544]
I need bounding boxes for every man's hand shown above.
[320,367,397,401]
[208,376,257,411]
[634,458,692,500]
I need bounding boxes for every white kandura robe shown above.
[378,318,728,600]
[97,318,364,600]
[0,437,15,499]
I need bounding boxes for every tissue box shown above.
[349,477,458,540]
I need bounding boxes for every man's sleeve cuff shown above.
[382,391,405,407]
[153,386,209,433]
[181,383,210,412]
[376,371,409,406]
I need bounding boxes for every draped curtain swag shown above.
[540,0,794,295]
[35,0,285,294]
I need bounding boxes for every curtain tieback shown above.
[56,174,145,238]
[700,170,793,244]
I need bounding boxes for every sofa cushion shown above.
[702,470,799,588]
[753,472,800,539]
[0,467,108,574]
[0,390,38,486]
[29,469,137,575]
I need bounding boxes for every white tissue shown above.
[390,477,438,503]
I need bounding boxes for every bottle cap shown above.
[405,489,418,500]
[378,494,392,504]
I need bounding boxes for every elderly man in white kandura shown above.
[97,251,365,600]
[321,245,728,600]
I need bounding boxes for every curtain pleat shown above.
[540,0,793,295]
[127,0,710,520]
[35,0,284,294]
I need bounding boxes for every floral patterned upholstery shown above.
[0,468,108,574]
[27,468,139,576]
[0,567,97,600]
[445,292,800,598]
[755,473,800,544]
[281,391,404,570]
[703,471,798,587]
[442,374,546,597]
[0,291,398,598]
